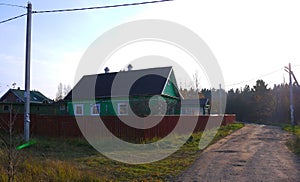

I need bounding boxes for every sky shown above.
[0,0,300,99]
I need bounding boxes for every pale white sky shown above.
[137,0,300,89]
[1,0,300,99]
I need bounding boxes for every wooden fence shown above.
[0,114,235,140]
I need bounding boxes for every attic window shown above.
[33,97,38,101]
[43,100,49,104]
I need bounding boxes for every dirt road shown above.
[175,124,300,181]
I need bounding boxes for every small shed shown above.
[180,98,210,115]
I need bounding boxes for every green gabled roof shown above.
[161,69,182,99]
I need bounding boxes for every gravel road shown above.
[175,124,300,182]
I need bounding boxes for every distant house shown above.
[0,88,64,115]
[181,98,210,115]
[0,88,52,104]
[65,67,182,116]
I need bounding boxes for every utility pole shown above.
[24,2,32,142]
[219,84,222,115]
[285,63,295,126]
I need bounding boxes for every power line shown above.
[0,0,174,24]
[0,3,26,8]
[226,68,283,87]
[0,13,27,24]
[33,0,174,14]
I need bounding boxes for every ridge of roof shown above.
[82,66,173,78]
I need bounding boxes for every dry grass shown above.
[0,123,244,181]
[283,125,300,156]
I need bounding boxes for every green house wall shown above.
[68,95,180,116]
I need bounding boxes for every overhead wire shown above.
[0,3,26,8]
[0,0,174,24]
[33,0,174,14]
[225,68,284,87]
[0,13,27,24]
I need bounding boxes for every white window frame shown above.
[117,103,128,115]
[90,104,100,116]
[74,104,84,116]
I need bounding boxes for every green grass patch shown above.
[0,123,244,181]
[282,125,300,155]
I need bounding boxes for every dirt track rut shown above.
[175,124,300,181]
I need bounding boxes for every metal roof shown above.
[65,66,180,101]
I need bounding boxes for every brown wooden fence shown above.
[0,114,235,140]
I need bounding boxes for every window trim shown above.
[117,103,128,116]
[90,103,100,116]
[74,104,84,116]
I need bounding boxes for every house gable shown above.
[162,70,181,99]
[0,91,22,103]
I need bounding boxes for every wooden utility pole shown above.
[285,63,295,126]
[24,2,32,142]
[289,63,295,126]
[219,84,222,115]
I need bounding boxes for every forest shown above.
[180,79,300,124]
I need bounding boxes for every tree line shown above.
[180,79,300,124]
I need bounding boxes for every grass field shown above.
[0,123,244,181]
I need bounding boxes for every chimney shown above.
[127,64,133,71]
[104,67,110,73]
